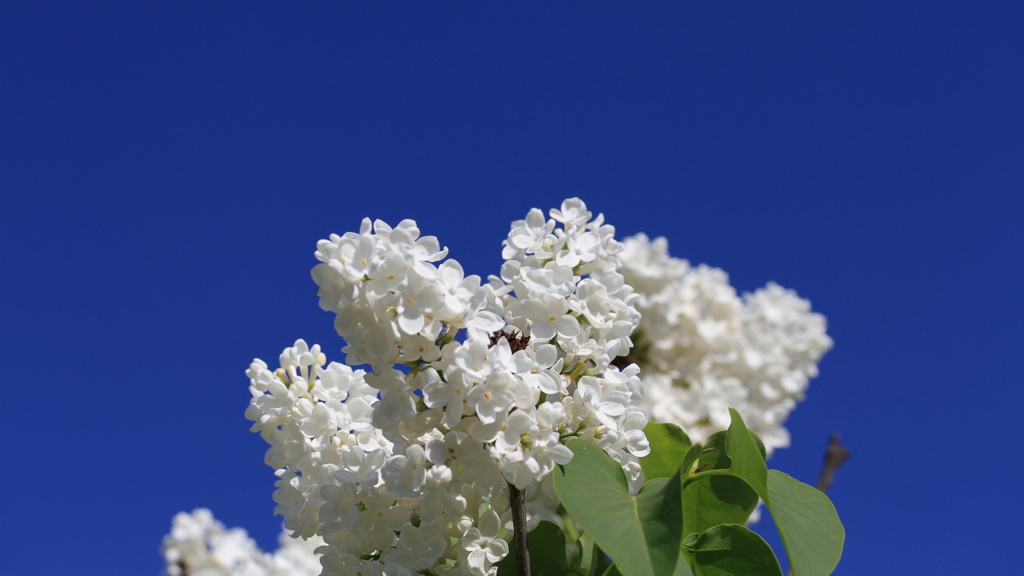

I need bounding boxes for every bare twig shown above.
[508,482,531,576]
[816,432,850,494]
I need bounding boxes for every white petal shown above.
[479,508,501,538]
[554,315,580,338]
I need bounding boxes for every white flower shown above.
[549,198,593,228]
[182,199,836,576]
[319,483,359,530]
[436,260,479,316]
[396,279,443,337]
[420,465,463,521]
[161,509,325,576]
[236,201,653,576]
[619,233,831,454]
[388,525,448,571]
[356,487,411,546]
[576,375,631,429]
[299,402,338,450]
[365,252,408,301]
[334,447,386,486]
[521,294,580,342]
[466,373,516,425]
[461,510,509,576]
[555,230,601,268]
[381,445,427,498]
[426,431,482,465]
[523,432,574,479]
[422,370,473,430]
[503,208,555,258]
[454,338,495,381]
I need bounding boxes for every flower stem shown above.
[508,482,531,576]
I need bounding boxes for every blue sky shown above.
[2,2,1022,574]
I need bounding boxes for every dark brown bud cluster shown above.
[488,328,531,353]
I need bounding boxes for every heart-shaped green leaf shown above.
[683,524,784,576]
[765,471,844,576]
[554,439,684,576]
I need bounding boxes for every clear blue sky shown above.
[2,2,1021,574]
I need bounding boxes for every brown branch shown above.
[508,482,531,576]
[816,432,850,494]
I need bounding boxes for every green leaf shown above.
[554,439,684,576]
[640,423,693,480]
[683,524,784,576]
[723,408,769,501]
[678,442,704,479]
[695,431,730,469]
[683,475,760,538]
[678,413,766,538]
[495,521,576,576]
[764,471,844,576]
[672,550,697,576]
[681,429,760,537]
[689,425,766,473]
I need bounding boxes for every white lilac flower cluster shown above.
[241,199,649,576]
[162,508,323,576]
[617,234,832,454]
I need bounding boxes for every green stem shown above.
[599,562,617,576]
[568,360,590,382]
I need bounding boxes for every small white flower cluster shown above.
[618,234,832,454]
[161,508,323,576]
[242,199,649,576]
